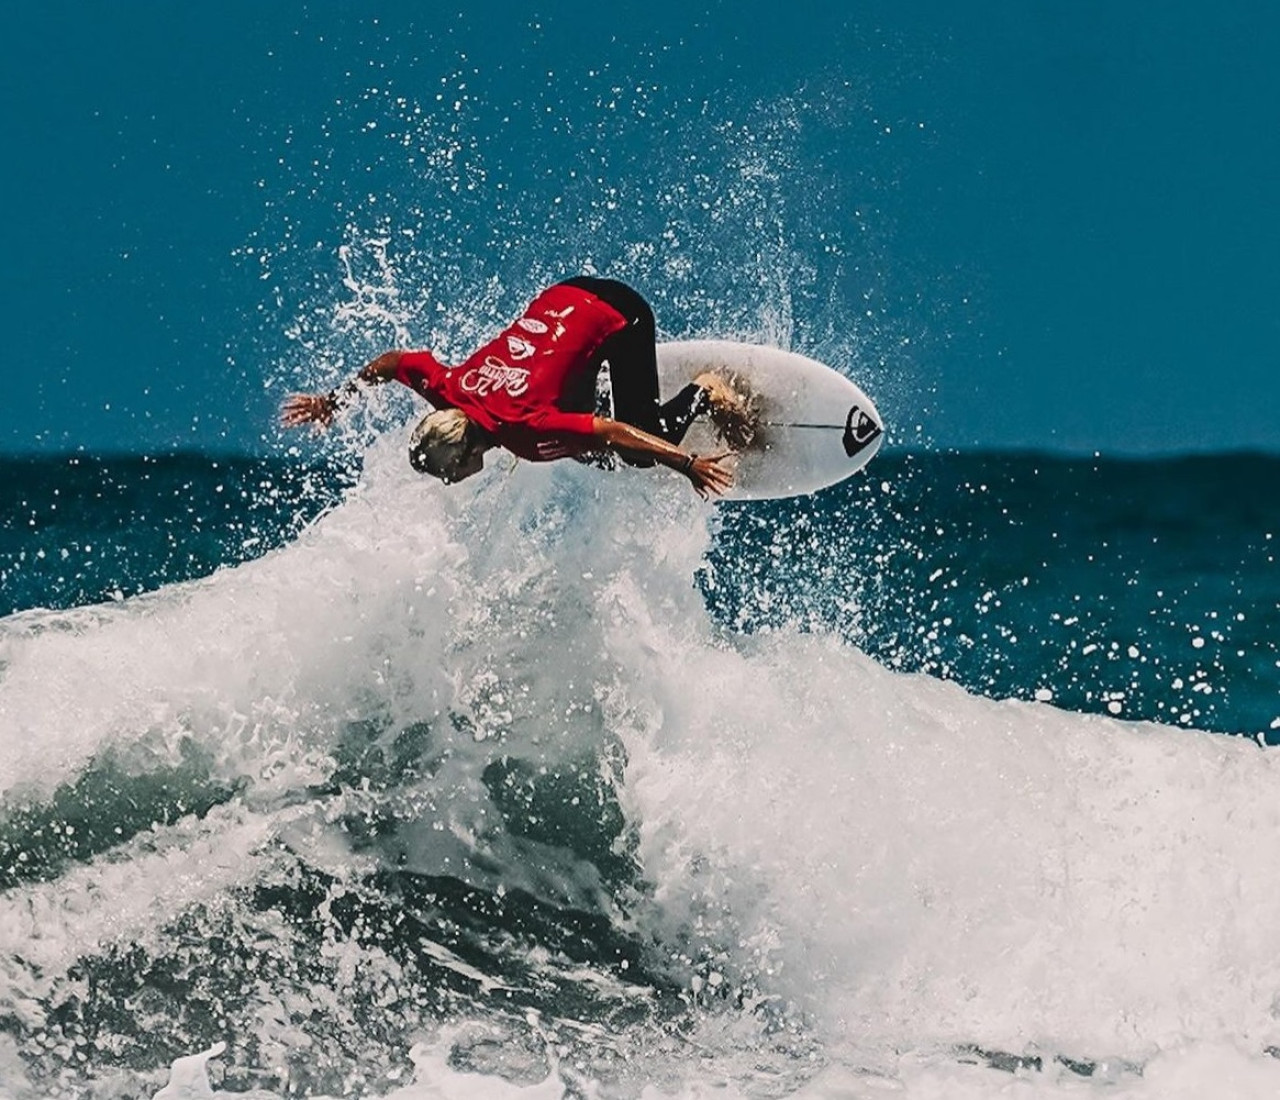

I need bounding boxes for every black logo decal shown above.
[842,405,882,457]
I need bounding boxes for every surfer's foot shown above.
[694,372,757,450]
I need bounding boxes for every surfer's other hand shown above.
[686,451,734,498]
[280,392,338,430]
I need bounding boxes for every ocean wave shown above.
[2,438,1280,1096]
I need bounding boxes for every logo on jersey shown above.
[505,334,536,361]
[461,355,530,397]
[516,317,549,334]
[534,438,575,459]
[543,305,574,340]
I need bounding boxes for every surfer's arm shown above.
[590,417,734,498]
[280,351,406,429]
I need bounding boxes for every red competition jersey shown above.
[393,284,627,461]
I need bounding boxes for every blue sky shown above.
[3,1,1277,454]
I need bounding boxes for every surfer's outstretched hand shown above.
[280,392,338,429]
[686,451,734,498]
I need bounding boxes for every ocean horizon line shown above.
[2,444,1280,465]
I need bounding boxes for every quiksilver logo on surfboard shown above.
[843,405,882,457]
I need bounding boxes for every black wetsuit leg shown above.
[558,277,706,457]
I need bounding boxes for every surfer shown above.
[281,277,753,498]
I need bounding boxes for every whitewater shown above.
[2,427,1279,1099]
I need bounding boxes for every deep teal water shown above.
[5,451,1276,737]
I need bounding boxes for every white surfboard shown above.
[656,340,884,501]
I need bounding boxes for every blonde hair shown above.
[409,408,475,480]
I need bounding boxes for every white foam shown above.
[150,1035,1280,1100]
[607,593,1280,1059]
[153,1042,225,1100]
[4,436,1280,1095]
[0,801,312,1029]
[0,436,471,799]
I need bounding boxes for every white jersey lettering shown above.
[460,356,531,397]
[506,334,537,361]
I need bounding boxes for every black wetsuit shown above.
[557,277,705,463]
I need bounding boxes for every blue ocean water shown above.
[4,451,1277,737]
[1,447,1278,1097]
